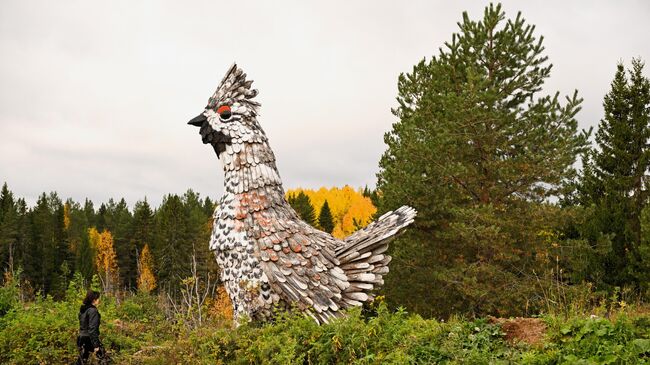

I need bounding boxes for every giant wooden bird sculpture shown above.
[188,64,416,324]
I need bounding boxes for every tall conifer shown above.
[318,200,335,233]
[154,194,191,295]
[287,191,317,227]
[377,4,589,317]
[578,59,650,291]
[0,183,17,278]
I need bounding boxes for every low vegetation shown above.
[1,276,648,364]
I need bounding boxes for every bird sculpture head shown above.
[188,64,263,157]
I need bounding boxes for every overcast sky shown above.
[1,1,649,207]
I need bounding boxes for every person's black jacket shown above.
[78,304,101,348]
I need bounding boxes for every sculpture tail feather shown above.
[335,206,416,306]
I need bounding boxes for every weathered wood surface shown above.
[190,64,416,324]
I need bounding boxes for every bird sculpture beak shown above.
[188,113,207,126]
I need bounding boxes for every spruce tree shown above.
[82,199,95,228]
[131,199,154,248]
[154,194,192,296]
[578,59,650,292]
[109,198,133,290]
[362,185,381,209]
[52,196,72,296]
[377,4,589,317]
[63,199,91,281]
[131,198,155,289]
[288,191,317,227]
[203,196,215,217]
[183,189,216,285]
[318,200,335,233]
[26,196,46,291]
[76,233,95,282]
[13,198,29,289]
[28,193,68,296]
[0,183,18,278]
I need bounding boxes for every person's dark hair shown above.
[83,290,100,306]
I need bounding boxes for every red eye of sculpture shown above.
[217,105,232,120]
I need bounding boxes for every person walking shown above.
[75,290,108,364]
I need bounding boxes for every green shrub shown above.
[542,315,650,364]
[117,293,163,322]
[1,293,648,364]
[0,296,78,364]
[0,280,19,317]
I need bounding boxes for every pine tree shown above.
[287,191,317,227]
[318,200,335,233]
[377,4,589,317]
[578,59,650,292]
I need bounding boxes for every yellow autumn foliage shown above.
[209,285,234,321]
[137,244,157,293]
[63,202,71,231]
[285,186,377,238]
[88,227,119,293]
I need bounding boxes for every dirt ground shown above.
[488,316,547,345]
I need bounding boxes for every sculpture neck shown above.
[219,141,285,196]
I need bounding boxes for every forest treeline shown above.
[1,4,650,322]
[0,188,218,299]
[0,184,377,302]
